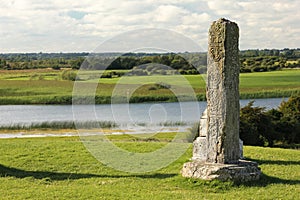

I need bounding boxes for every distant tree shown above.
[52,65,61,70]
[61,70,77,81]
[71,57,85,69]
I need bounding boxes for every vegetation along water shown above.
[0,49,299,104]
[0,69,299,105]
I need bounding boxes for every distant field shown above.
[0,135,299,199]
[0,69,299,104]
[0,69,61,81]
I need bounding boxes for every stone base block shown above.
[192,137,207,161]
[181,160,261,182]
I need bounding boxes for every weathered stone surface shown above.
[199,109,207,137]
[239,139,244,159]
[193,136,244,161]
[193,109,244,161]
[181,18,261,182]
[192,137,207,161]
[181,160,261,182]
[206,18,240,164]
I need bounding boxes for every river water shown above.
[0,98,285,126]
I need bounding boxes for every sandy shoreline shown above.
[0,126,189,139]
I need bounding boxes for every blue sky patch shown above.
[67,10,87,20]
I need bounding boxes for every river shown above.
[0,98,285,126]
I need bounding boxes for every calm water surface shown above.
[0,98,285,126]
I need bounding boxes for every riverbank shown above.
[0,69,299,105]
[0,124,190,139]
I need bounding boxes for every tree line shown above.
[0,49,299,74]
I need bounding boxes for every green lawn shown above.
[0,135,299,199]
[240,70,300,88]
[0,69,299,104]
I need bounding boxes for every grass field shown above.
[0,134,299,199]
[0,69,299,104]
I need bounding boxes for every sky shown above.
[0,0,299,53]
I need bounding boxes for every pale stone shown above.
[192,137,207,161]
[181,18,261,182]
[199,109,207,137]
[192,109,208,161]
[181,160,261,182]
[206,18,240,164]
[239,139,244,159]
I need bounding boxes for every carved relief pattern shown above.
[206,19,240,164]
[209,22,225,62]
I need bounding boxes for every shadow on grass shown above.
[0,164,176,180]
[246,158,300,166]
[236,173,300,187]
[235,157,300,187]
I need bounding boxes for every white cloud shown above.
[0,0,299,52]
[153,5,188,23]
[207,0,242,16]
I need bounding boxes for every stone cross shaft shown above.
[181,19,261,182]
[206,18,240,164]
